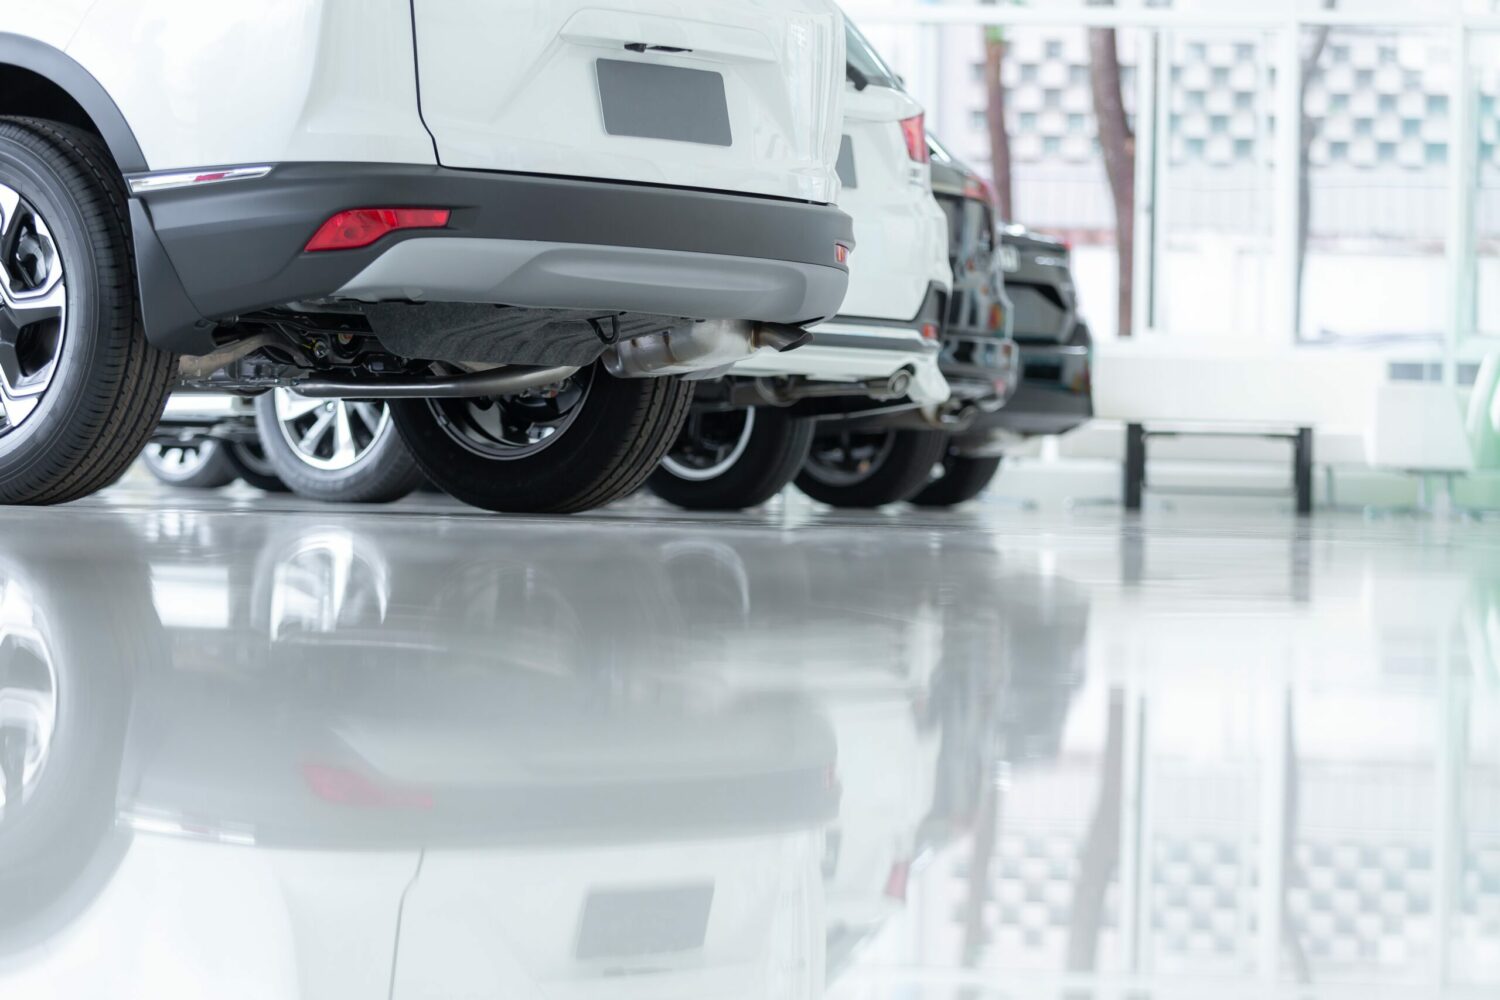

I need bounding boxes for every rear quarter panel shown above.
[0,4,91,50]
[66,0,434,170]
[837,86,951,322]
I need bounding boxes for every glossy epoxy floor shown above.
[0,484,1497,999]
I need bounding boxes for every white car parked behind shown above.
[646,20,955,511]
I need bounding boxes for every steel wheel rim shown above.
[274,390,393,472]
[0,185,67,438]
[144,439,220,479]
[803,431,896,488]
[428,367,593,461]
[661,408,757,482]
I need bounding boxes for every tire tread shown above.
[0,117,174,505]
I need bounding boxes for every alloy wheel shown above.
[802,431,897,488]
[428,367,594,461]
[274,391,393,472]
[660,408,758,482]
[143,439,221,479]
[0,185,66,437]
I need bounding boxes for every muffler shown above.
[604,320,811,379]
[292,364,581,400]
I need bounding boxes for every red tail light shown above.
[305,207,451,252]
[303,764,434,809]
[884,861,912,902]
[899,114,930,164]
[965,176,997,206]
[835,243,852,265]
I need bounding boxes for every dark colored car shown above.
[907,226,1094,507]
[986,226,1094,438]
[928,140,1020,409]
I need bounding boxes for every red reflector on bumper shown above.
[921,322,939,341]
[305,208,451,252]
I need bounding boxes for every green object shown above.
[1469,355,1500,471]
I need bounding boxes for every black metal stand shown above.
[1123,423,1315,517]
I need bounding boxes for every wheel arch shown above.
[0,33,147,175]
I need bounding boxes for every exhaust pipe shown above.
[737,370,915,407]
[604,320,811,379]
[292,364,581,400]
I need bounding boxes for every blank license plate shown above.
[597,59,733,147]
[576,884,714,960]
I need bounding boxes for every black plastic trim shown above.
[0,33,147,172]
[128,199,213,353]
[810,331,936,354]
[132,162,854,350]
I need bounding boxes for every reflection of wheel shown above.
[255,390,423,504]
[648,407,814,511]
[797,429,949,509]
[0,529,159,952]
[911,454,1002,508]
[391,362,693,514]
[222,438,289,494]
[142,438,238,489]
[0,120,174,505]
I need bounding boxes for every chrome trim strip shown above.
[127,166,273,195]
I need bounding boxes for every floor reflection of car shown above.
[655,538,954,955]
[0,514,838,999]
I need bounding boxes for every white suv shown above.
[0,1,852,513]
[645,21,954,511]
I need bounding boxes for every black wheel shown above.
[254,390,424,504]
[796,429,950,509]
[222,437,290,494]
[141,437,237,489]
[911,453,1003,508]
[390,362,693,514]
[0,119,175,505]
[647,406,814,511]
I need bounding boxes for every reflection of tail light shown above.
[899,114,930,164]
[989,302,1005,332]
[303,763,434,809]
[884,861,912,903]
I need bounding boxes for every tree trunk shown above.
[1297,3,1337,340]
[1089,28,1136,339]
[983,28,1015,221]
[1065,688,1127,983]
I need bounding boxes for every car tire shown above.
[910,453,1003,508]
[390,362,693,514]
[647,406,814,511]
[0,118,175,505]
[141,438,238,490]
[254,391,424,504]
[221,438,290,494]
[796,429,950,509]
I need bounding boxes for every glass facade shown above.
[850,0,1500,385]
